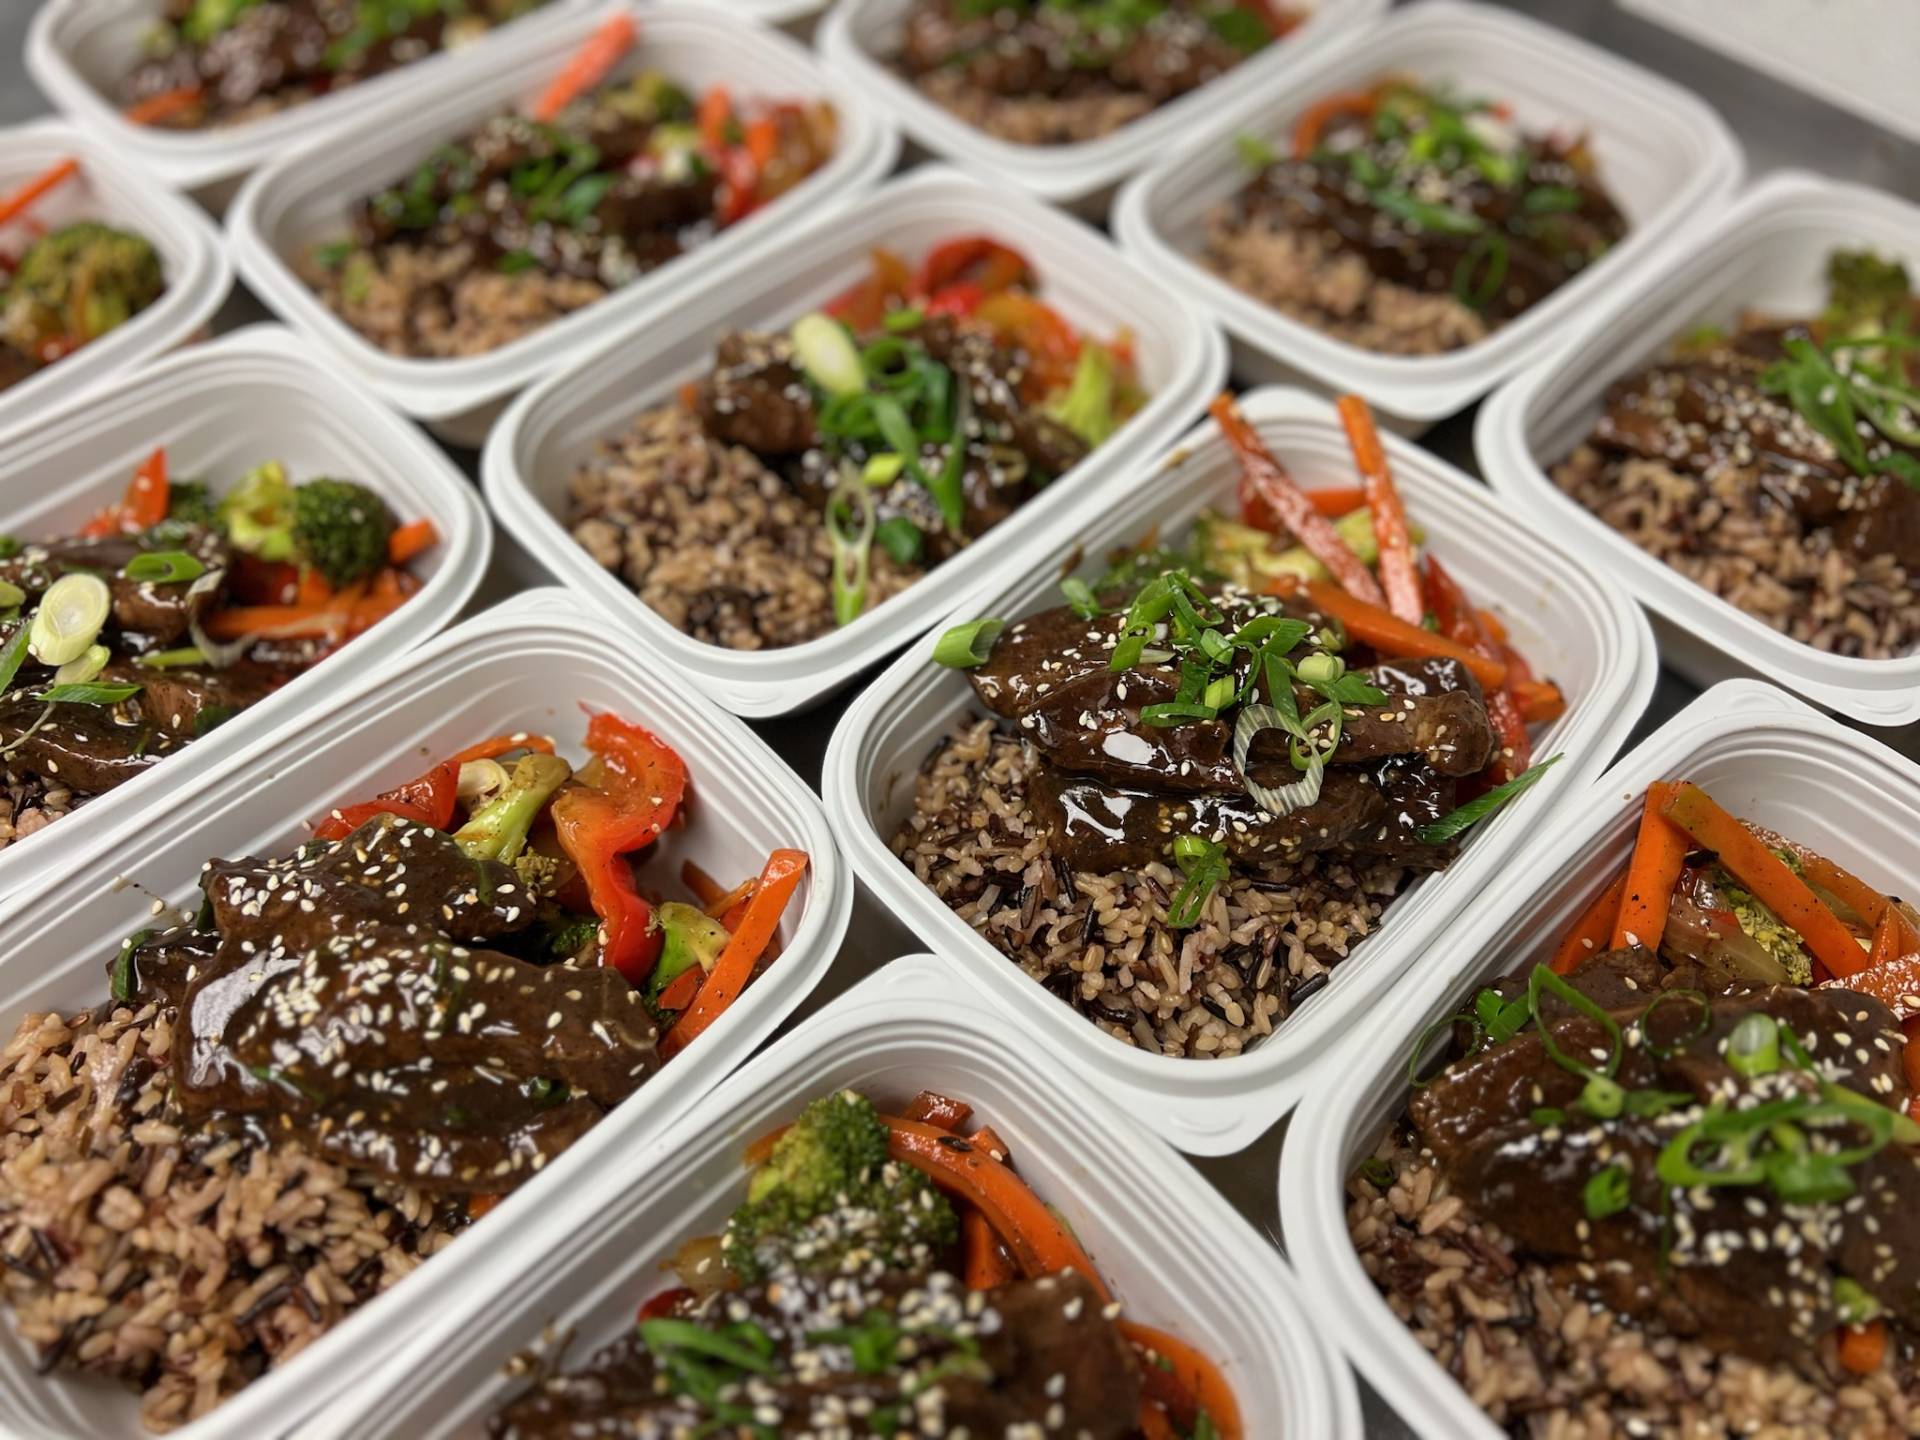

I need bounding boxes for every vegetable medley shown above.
[309,16,836,360]
[491,1088,1238,1438]
[902,394,1560,1057]
[0,161,164,394]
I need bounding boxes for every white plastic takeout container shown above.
[816,0,1386,214]
[0,324,486,902]
[297,953,1361,1440]
[1478,171,1920,730]
[25,0,597,206]
[1112,0,1744,432]
[227,2,900,446]
[485,163,1229,719]
[0,122,230,446]
[1277,678,1902,1439]
[823,385,1657,1156]
[0,586,853,1440]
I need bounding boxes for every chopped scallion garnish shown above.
[932,617,1004,669]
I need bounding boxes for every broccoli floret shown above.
[292,478,395,589]
[723,1090,957,1285]
[644,901,729,1003]
[180,0,263,43]
[3,223,163,356]
[217,461,297,562]
[1043,341,1117,448]
[453,754,572,863]
[1823,250,1912,339]
[1719,872,1814,986]
[529,904,600,963]
[603,71,695,124]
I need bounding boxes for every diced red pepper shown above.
[552,711,689,985]
[976,291,1080,395]
[915,235,1031,299]
[81,447,170,538]
[825,247,913,330]
[312,760,460,841]
[1424,555,1531,784]
[923,282,985,319]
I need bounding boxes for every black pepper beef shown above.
[490,1269,1139,1439]
[1410,949,1920,1360]
[151,816,657,1193]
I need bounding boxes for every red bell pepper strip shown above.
[1424,555,1530,782]
[1336,394,1422,624]
[923,282,985,319]
[660,848,807,1056]
[975,291,1080,394]
[552,711,689,986]
[716,146,762,226]
[81,447,170,537]
[902,1090,974,1130]
[312,759,460,841]
[447,732,557,765]
[915,235,1031,298]
[1210,394,1386,605]
[824,247,912,329]
[637,1287,695,1322]
[1551,872,1630,975]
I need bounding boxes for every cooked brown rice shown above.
[908,70,1154,145]
[569,403,919,651]
[1554,445,1919,660]
[0,1001,464,1431]
[0,766,74,854]
[1350,1122,1920,1437]
[890,717,1410,1057]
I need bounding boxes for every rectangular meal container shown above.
[815,0,1387,214]
[1276,677,1902,1437]
[25,0,599,206]
[226,1,900,447]
[483,163,1229,719]
[1111,0,1744,432]
[289,953,1361,1440]
[1477,171,1920,731]
[0,323,487,902]
[821,385,1658,1156]
[0,122,230,446]
[0,587,853,1440]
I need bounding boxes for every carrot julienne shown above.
[530,13,637,123]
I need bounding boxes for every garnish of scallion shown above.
[1415,754,1561,845]
[932,617,1004,669]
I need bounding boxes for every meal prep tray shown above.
[1111,0,1744,432]
[823,385,1657,1156]
[484,163,1229,719]
[0,323,486,902]
[0,586,852,1440]
[1478,170,1920,730]
[292,953,1362,1440]
[226,1,900,446]
[814,0,1386,214]
[1276,677,1899,1437]
[24,0,598,204]
[0,121,229,445]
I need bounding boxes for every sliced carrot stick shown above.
[295,567,334,608]
[1336,394,1422,624]
[1610,782,1687,952]
[1267,574,1506,689]
[0,159,79,229]
[530,12,637,123]
[1836,953,1920,1019]
[744,115,778,169]
[1210,393,1386,605]
[1871,907,1906,969]
[1838,1319,1887,1375]
[1292,87,1378,157]
[1780,843,1919,952]
[387,517,439,566]
[708,877,756,925]
[961,1123,1019,1290]
[1121,1321,1245,1440]
[661,849,808,1057]
[1139,1406,1179,1440]
[1660,783,1867,979]
[446,732,556,765]
[1513,679,1566,726]
[884,1116,1107,1295]
[1550,872,1629,975]
[697,85,732,151]
[124,84,203,127]
[742,1123,789,1169]
[680,859,726,907]
[901,1090,973,1130]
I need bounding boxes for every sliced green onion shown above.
[1358,1156,1396,1189]
[1582,1163,1630,1221]
[1725,1012,1781,1077]
[1295,652,1339,685]
[122,550,207,585]
[825,471,875,629]
[1527,963,1623,1081]
[0,581,23,609]
[789,313,866,397]
[882,307,925,333]
[1061,577,1100,620]
[1234,703,1324,817]
[873,516,923,568]
[1640,988,1711,1059]
[136,645,209,669]
[1523,185,1582,214]
[1369,186,1485,235]
[28,573,111,667]
[1834,1276,1883,1326]
[1415,754,1561,845]
[53,644,110,687]
[1530,1106,1566,1127]
[109,927,155,1005]
[1166,835,1228,929]
[1579,1075,1624,1119]
[932,618,1004,669]
[41,681,140,705]
[1201,674,1236,710]
[1233,133,1277,171]
[638,1318,777,1376]
[1140,701,1218,727]
[862,452,906,487]
[0,622,30,696]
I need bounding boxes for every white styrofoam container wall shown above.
[0,589,853,1440]
[0,123,229,444]
[816,0,1387,212]
[1278,679,1896,1438]
[485,164,1228,719]
[0,325,487,901]
[1478,171,1920,729]
[823,386,1657,1156]
[1112,0,1745,430]
[296,956,1362,1440]
[228,2,899,444]
[25,0,598,201]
